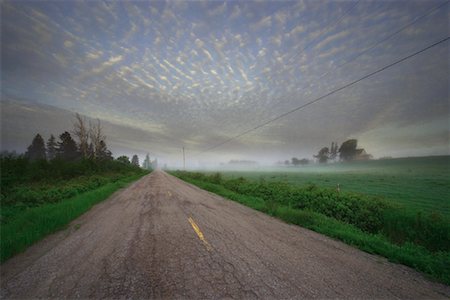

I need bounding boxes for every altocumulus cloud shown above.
[1,0,448,167]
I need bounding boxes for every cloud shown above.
[257,48,267,57]
[195,38,205,48]
[64,40,74,48]
[229,5,241,19]
[314,30,349,51]
[86,51,103,60]
[202,49,213,61]
[251,15,272,31]
[92,55,123,74]
[208,2,226,17]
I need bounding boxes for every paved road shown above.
[1,170,449,299]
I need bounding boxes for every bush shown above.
[0,157,148,222]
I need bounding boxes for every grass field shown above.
[217,156,450,216]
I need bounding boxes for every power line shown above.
[194,36,449,156]
[253,1,449,122]
[316,1,449,81]
[286,0,361,65]
[212,0,362,134]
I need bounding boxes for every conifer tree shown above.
[26,134,47,160]
[57,131,79,161]
[46,134,57,160]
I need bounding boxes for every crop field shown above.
[217,156,450,216]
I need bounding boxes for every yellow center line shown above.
[188,217,212,251]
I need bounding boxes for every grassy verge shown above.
[0,173,146,263]
[171,171,450,285]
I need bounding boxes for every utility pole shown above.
[183,147,185,170]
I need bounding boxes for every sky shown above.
[1,0,449,168]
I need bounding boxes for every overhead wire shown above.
[193,36,449,156]
[192,1,448,155]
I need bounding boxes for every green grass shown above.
[215,156,450,216]
[0,173,146,263]
[171,170,450,285]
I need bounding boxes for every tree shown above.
[46,134,57,160]
[73,113,89,158]
[330,142,339,161]
[142,153,151,169]
[339,139,358,161]
[299,158,310,165]
[97,140,112,160]
[57,131,79,161]
[117,155,130,164]
[25,134,46,160]
[131,154,140,167]
[284,160,290,165]
[314,147,330,163]
[291,157,301,166]
[87,142,94,159]
[90,119,105,159]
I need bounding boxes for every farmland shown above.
[216,156,450,216]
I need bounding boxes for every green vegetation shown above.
[171,163,450,285]
[1,156,149,262]
[219,156,450,215]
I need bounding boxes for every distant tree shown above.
[73,113,89,158]
[339,139,358,161]
[330,142,339,161]
[46,134,57,160]
[299,158,310,165]
[314,147,330,163]
[25,134,47,160]
[131,154,140,167]
[117,155,130,164]
[57,131,79,161]
[142,153,151,169]
[291,157,301,166]
[284,160,290,165]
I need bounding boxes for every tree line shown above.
[283,139,372,166]
[23,113,152,169]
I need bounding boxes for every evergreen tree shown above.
[46,134,57,160]
[131,154,140,167]
[57,131,79,161]
[25,134,47,160]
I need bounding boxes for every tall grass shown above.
[0,174,145,262]
[172,171,450,285]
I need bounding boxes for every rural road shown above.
[1,171,449,299]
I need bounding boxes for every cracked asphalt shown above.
[1,170,449,299]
